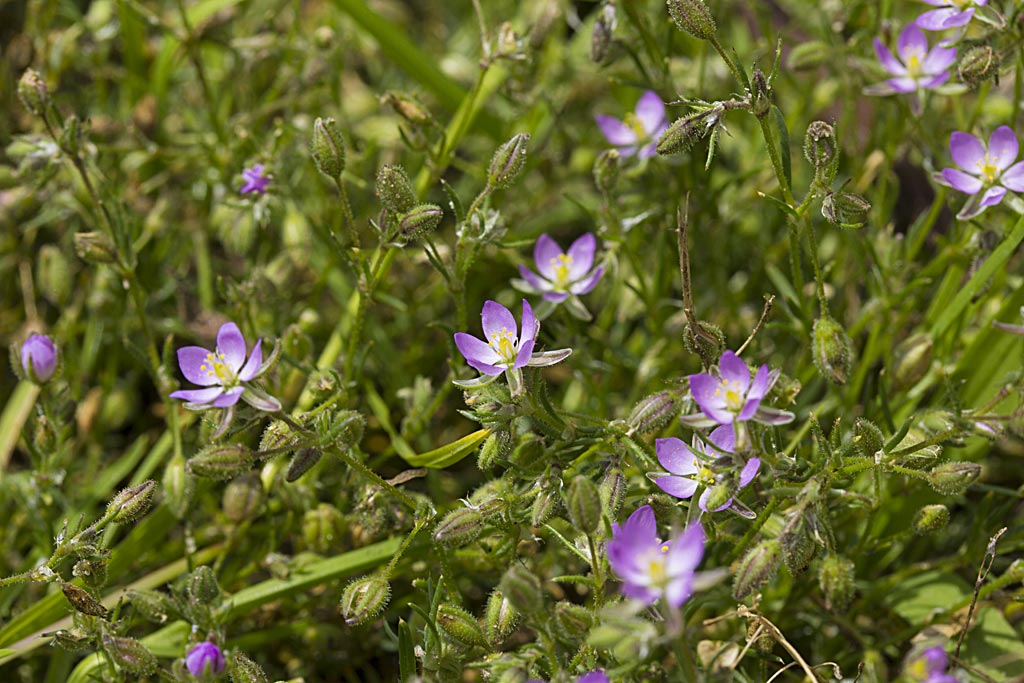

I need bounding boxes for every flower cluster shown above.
[596,90,668,159]
[937,126,1024,219]
[653,425,760,513]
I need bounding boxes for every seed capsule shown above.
[499,564,543,614]
[566,475,602,534]
[340,575,391,625]
[927,461,981,495]
[733,539,782,600]
[666,0,717,40]
[62,583,109,618]
[106,480,157,523]
[310,117,346,181]
[103,635,157,675]
[436,603,487,648]
[488,133,530,189]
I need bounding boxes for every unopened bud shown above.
[657,112,707,156]
[555,601,594,636]
[485,590,520,645]
[509,438,547,476]
[223,473,263,523]
[667,0,717,40]
[703,482,734,512]
[398,203,443,239]
[302,503,344,554]
[566,475,602,533]
[478,430,511,470]
[811,316,853,385]
[750,69,771,119]
[780,513,816,575]
[310,117,346,181]
[60,114,81,157]
[187,566,221,606]
[106,480,157,523]
[381,92,432,126]
[286,446,323,482]
[683,319,726,367]
[375,164,416,214]
[434,506,485,547]
[733,539,782,599]
[912,504,949,534]
[340,575,391,625]
[599,467,626,517]
[499,564,543,614]
[803,121,838,182]
[818,554,855,611]
[436,603,487,648]
[163,453,193,519]
[188,444,254,480]
[102,635,157,675]
[531,484,560,527]
[822,192,870,228]
[854,418,885,458]
[591,4,616,64]
[892,333,933,391]
[228,652,270,683]
[73,231,118,264]
[128,589,176,624]
[958,45,998,86]
[62,583,109,618]
[927,461,981,495]
[627,391,677,436]
[18,69,49,115]
[593,149,620,193]
[488,133,530,189]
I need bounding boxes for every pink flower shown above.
[916,0,986,32]
[516,233,604,303]
[654,425,761,512]
[867,24,955,95]
[595,90,668,159]
[240,164,270,194]
[936,126,1024,219]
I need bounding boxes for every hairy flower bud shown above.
[703,482,733,513]
[627,391,677,436]
[822,192,870,228]
[852,419,884,460]
[927,461,981,495]
[311,117,345,181]
[106,480,157,524]
[340,575,391,625]
[683,319,726,367]
[286,446,323,482]
[958,45,998,86]
[73,558,107,590]
[733,539,782,600]
[17,334,58,384]
[593,149,620,194]
[103,635,157,675]
[892,333,933,390]
[376,164,416,214]
[381,91,432,126]
[436,603,487,648]
[657,112,707,156]
[399,203,443,239]
[566,475,602,534]
[531,483,560,527]
[750,69,771,119]
[60,114,81,157]
[912,504,950,534]
[591,3,616,64]
[303,503,344,554]
[811,316,853,385]
[818,554,855,611]
[128,589,177,624]
[18,68,49,116]
[73,231,118,264]
[599,467,626,517]
[804,121,837,175]
[187,566,221,606]
[779,512,816,575]
[228,652,270,683]
[485,590,520,645]
[223,473,263,523]
[478,430,511,470]
[488,133,530,189]
[188,444,254,480]
[499,564,543,614]
[555,601,594,636]
[434,506,485,547]
[667,0,717,40]
[62,583,109,618]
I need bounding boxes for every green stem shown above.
[330,446,418,511]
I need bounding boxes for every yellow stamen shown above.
[548,252,574,288]
[623,112,647,138]
[976,153,1000,182]
[487,327,517,363]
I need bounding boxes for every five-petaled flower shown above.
[240,164,270,194]
[185,641,225,678]
[654,425,760,513]
[454,299,571,397]
[681,350,794,429]
[606,505,705,608]
[905,646,958,683]
[516,233,605,303]
[867,24,955,101]
[170,322,281,415]
[19,333,58,384]
[935,126,1024,219]
[916,0,986,32]
[596,90,668,159]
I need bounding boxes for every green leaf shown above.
[398,618,415,681]
[400,428,490,469]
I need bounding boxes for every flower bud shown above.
[591,3,616,64]
[399,203,443,239]
[683,319,726,368]
[657,112,707,156]
[803,120,838,183]
[750,69,771,119]
[187,566,221,606]
[499,564,543,614]
[163,453,193,519]
[822,192,870,228]
[223,473,263,523]
[286,446,323,482]
[927,461,981,495]
[478,429,511,470]
[958,45,998,86]
[818,554,855,612]
[733,539,782,599]
[627,391,677,436]
[73,231,118,264]
[436,603,487,648]
[302,503,344,554]
[375,164,416,214]
[62,583,109,618]
[228,652,270,683]
[531,483,560,527]
[103,635,157,675]
[18,334,58,383]
[310,117,345,181]
[555,601,594,636]
[912,504,949,534]
[599,467,626,517]
[593,149,620,194]
[36,244,73,305]
[566,475,602,533]
[484,590,520,646]
[892,333,933,391]
[128,589,177,624]
[380,92,432,126]
[667,0,717,40]
[186,641,225,677]
[488,133,530,189]
[854,418,885,459]
[106,480,157,524]
[811,316,853,385]
[340,575,391,625]
[434,506,485,547]
[188,444,254,480]
[780,513,816,575]
[509,438,547,475]
[18,68,49,116]
[72,558,107,590]
[60,114,81,157]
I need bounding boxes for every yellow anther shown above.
[976,154,1000,182]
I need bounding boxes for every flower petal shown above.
[664,573,694,609]
[570,266,605,295]
[689,373,733,425]
[595,114,637,146]
[542,291,570,302]
[989,126,1019,171]
[874,39,907,76]
[238,339,263,381]
[212,386,244,407]
[739,364,770,420]
[481,300,518,342]
[923,45,957,74]
[656,437,699,474]
[920,72,950,89]
[978,185,1007,209]
[635,91,666,137]
[942,167,983,194]
[620,505,658,543]
[667,522,706,575]
[512,338,535,370]
[566,233,597,278]
[950,131,986,170]
[177,346,220,386]
[517,264,552,292]
[896,24,928,61]
[718,351,751,391]
[707,425,736,453]
[1000,161,1024,191]
[217,323,248,372]
[519,299,538,343]
[169,387,225,404]
[940,8,975,28]
[655,475,699,500]
[454,333,504,375]
[886,77,921,93]
[738,457,761,487]
[526,348,572,367]
[534,234,563,280]
[915,7,960,30]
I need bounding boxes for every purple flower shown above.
[186,641,225,677]
[453,299,571,397]
[596,90,668,159]
[654,425,760,512]
[936,126,1024,219]
[867,24,955,95]
[240,164,270,194]
[606,505,705,608]
[20,334,57,383]
[170,322,281,413]
[681,350,794,428]
[527,672,608,683]
[916,0,986,31]
[905,646,958,683]
[516,233,605,303]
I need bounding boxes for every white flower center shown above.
[905,52,925,79]
[713,378,746,411]
[645,544,671,584]
[548,253,574,288]
[623,112,647,139]
[200,351,237,385]
[488,327,518,364]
